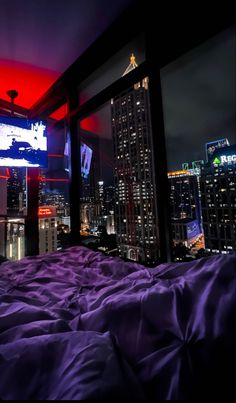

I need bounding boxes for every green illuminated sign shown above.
[213,157,221,166]
[213,155,236,166]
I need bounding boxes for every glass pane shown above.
[79,103,115,254]
[78,33,145,105]
[38,113,70,254]
[161,26,236,260]
[79,68,160,266]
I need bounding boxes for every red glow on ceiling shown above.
[48,154,64,158]
[80,115,103,135]
[49,103,68,120]
[0,59,59,109]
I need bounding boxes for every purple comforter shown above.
[0,247,235,400]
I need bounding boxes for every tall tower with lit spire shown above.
[122,53,138,75]
[111,54,159,264]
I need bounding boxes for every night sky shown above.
[161,25,236,171]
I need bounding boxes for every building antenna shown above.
[122,53,138,76]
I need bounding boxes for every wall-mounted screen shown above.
[0,117,47,167]
[81,142,93,178]
[64,137,93,179]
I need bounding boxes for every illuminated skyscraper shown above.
[38,206,58,254]
[168,170,203,248]
[104,185,115,215]
[97,181,105,215]
[40,190,67,216]
[6,219,25,260]
[111,54,159,264]
[168,170,201,221]
[200,145,236,253]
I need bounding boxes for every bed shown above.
[0,246,235,400]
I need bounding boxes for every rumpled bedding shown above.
[0,246,235,400]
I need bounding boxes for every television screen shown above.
[0,117,47,168]
[81,142,93,178]
[64,136,93,179]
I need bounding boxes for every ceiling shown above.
[0,0,135,109]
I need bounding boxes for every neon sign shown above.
[213,154,236,166]
[168,170,189,176]
[38,207,54,217]
[206,138,230,162]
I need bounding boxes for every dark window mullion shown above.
[70,62,149,122]
[145,31,172,263]
[68,87,81,247]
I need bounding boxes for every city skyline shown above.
[1,136,235,261]
[162,26,235,171]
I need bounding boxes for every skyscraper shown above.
[97,181,105,215]
[200,145,236,253]
[38,206,58,254]
[6,219,25,261]
[111,54,159,264]
[168,170,203,248]
[7,168,24,215]
[168,170,201,221]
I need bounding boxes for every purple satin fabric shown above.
[0,247,235,400]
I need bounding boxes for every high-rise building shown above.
[111,54,159,264]
[168,170,203,248]
[168,170,201,221]
[7,168,24,215]
[39,189,69,217]
[6,218,25,260]
[106,213,115,235]
[38,174,47,206]
[104,185,115,235]
[38,206,58,254]
[81,181,95,204]
[97,181,105,215]
[80,202,93,232]
[200,145,236,253]
[104,185,115,215]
